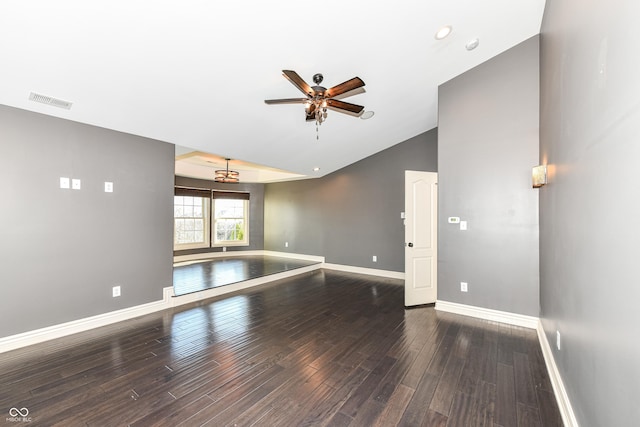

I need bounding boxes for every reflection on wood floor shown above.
[173,255,321,296]
[0,270,562,426]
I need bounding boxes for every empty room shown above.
[1,1,638,426]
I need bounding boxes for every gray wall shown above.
[437,36,540,316]
[173,176,265,255]
[539,1,640,425]
[0,105,174,338]
[264,130,437,271]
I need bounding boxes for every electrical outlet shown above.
[556,330,561,350]
[461,282,468,292]
[460,221,467,231]
[372,255,377,262]
[285,242,289,247]
[222,246,227,252]
[112,286,121,298]
[104,181,114,192]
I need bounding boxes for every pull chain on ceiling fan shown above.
[265,70,366,140]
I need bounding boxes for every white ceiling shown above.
[0,0,546,182]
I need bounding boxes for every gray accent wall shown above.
[264,130,437,271]
[0,105,174,338]
[437,36,540,316]
[173,176,265,255]
[539,1,640,425]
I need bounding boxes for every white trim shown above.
[168,264,322,306]
[263,251,325,263]
[0,257,400,353]
[0,287,173,354]
[174,250,325,264]
[0,263,324,354]
[322,263,405,280]
[536,320,580,427]
[174,250,265,263]
[435,300,538,329]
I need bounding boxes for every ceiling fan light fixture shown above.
[435,25,453,40]
[214,158,240,183]
[360,111,375,120]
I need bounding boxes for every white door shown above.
[404,171,438,306]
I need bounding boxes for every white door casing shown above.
[404,171,438,306]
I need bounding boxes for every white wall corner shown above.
[536,320,580,427]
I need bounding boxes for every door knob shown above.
[407,242,413,247]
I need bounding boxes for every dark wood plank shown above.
[0,268,563,426]
[496,362,517,427]
[513,351,537,407]
[421,409,448,427]
[536,387,563,427]
[446,391,475,427]
[429,354,465,415]
[517,402,542,427]
[373,384,414,427]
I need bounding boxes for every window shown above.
[174,188,249,250]
[213,192,249,246]
[174,194,210,250]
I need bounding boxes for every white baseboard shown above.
[168,263,322,306]
[263,251,325,263]
[322,263,405,280]
[435,300,539,329]
[0,263,324,354]
[0,287,174,354]
[536,320,579,427]
[174,250,325,266]
[174,250,265,264]
[434,300,577,426]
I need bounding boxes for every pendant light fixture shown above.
[214,158,240,183]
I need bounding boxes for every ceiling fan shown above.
[264,70,366,126]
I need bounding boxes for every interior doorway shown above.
[404,171,438,306]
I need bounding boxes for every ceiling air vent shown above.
[28,92,73,110]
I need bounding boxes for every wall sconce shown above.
[532,165,547,188]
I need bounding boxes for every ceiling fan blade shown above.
[264,98,308,104]
[325,77,365,98]
[326,99,365,114]
[282,70,315,97]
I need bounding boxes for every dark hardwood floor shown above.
[173,255,320,296]
[0,270,562,426]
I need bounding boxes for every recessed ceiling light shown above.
[360,111,375,120]
[313,167,320,172]
[435,25,452,40]
[466,38,480,51]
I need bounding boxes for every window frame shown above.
[173,187,250,250]
[212,198,250,247]
[173,194,211,251]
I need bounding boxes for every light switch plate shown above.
[72,178,81,190]
[60,177,70,189]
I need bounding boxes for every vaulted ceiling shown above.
[0,0,546,182]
